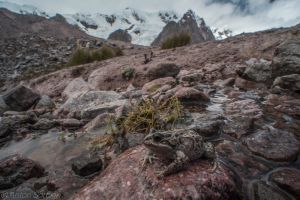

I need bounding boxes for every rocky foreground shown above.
[0,24,300,200]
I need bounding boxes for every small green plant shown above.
[161,33,191,49]
[122,67,135,80]
[122,97,183,134]
[59,133,66,143]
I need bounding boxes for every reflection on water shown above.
[206,91,228,114]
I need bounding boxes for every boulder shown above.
[84,113,114,132]
[146,63,180,80]
[272,39,300,78]
[269,168,300,199]
[108,29,132,43]
[235,76,266,90]
[245,127,299,162]
[2,85,40,111]
[272,74,300,93]
[71,152,104,177]
[71,145,239,200]
[0,154,45,190]
[59,118,83,129]
[59,91,126,120]
[142,77,176,93]
[243,58,272,83]
[62,77,92,100]
[174,87,210,104]
[34,95,56,110]
[31,118,59,130]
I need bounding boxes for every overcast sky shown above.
[5,0,300,34]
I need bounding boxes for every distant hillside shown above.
[0,8,94,39]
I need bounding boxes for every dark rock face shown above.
[272,74,300,93]
[146,63,180,80]
[71,145,239,200]
[71,153,103,177]
[269,168,300,199]
[108,29,132,43]
[272,39,300,78]
[0,154,45,190]
[245,127,299,162]
[2,85,40,111]
[152,10,215,46]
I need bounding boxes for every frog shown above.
[142,129,217,178]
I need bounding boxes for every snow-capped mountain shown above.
[63,8,181,46]
[0,1,230,45]
[0,1,49,18]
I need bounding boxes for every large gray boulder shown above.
[243,58,272,83]
[2,85,40,111]
[59,91,127,119]
[272,74,300,92]
[272,39,300,78]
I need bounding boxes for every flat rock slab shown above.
[71,145,239,200]
[245,128,299,162]
[269,168,300,199]
[60,91,126,119]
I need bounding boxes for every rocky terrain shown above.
[0,20,300,200]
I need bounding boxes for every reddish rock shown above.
[142,77,176,93]
[235,76,265,90]
[146,63,180,81]
[71,145,239,200]
[245,127,299,162]
[223,99,263,139]
[174,87,210,104]
[269,168,300,199]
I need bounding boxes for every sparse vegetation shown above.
[122,97,183,134]
[68,45,123,66]
[161,33,191,49]
[122,67,135,80]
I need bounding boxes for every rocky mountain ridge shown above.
[0,1,224,45]
[152,10,215,46]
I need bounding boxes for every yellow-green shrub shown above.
[161,33,191,49]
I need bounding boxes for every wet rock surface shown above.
[269,168,300,199]
[0,154,45,190]
[245,127,299,162]
[72,145,239,200]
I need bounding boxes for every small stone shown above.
[71,153,103,177]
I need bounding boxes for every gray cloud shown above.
[5,0,300,34]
